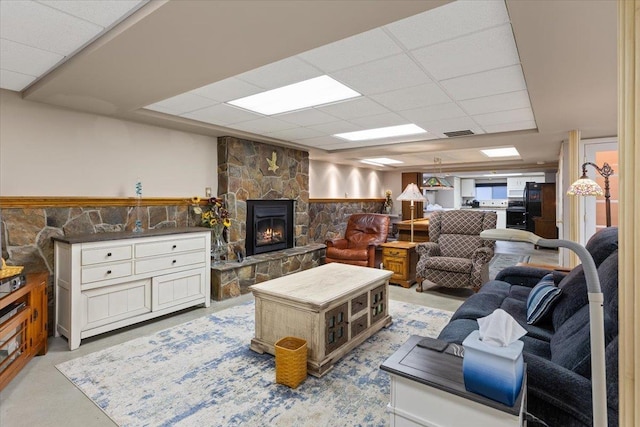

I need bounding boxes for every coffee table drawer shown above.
[350,314,368,339]
[351,292,368,315]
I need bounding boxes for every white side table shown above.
[380,335,526,427]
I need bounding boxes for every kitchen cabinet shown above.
[496,210,506,229]
[506,175,545,198]
[460,178,476,198]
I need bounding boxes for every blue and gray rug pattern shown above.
[57,300,452,427]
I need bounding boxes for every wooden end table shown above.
[381,335,527,427]
[381,241,418,288]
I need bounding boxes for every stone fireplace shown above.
[211,136,323,301]
[217,136,309,258]
[246,199,295,256]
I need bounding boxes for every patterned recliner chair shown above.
[415,210,496,292]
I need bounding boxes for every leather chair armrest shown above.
[326,238,348,249]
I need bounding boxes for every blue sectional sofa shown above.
[437,227,619,427]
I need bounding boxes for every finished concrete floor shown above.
[0,241,558,427]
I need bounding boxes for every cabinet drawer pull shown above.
[172,245,177,249]
[106,270,112,274]
[107,252,112,257]
[172,260,177,264]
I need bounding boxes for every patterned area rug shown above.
[488,254,531,280]
[56,300,452,427]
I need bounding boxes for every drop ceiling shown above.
[0,0,617,175]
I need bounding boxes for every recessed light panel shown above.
[482,173,523,177]
[227,75,361,115]
[361,158,403,165]
[335,124,427,141]
[481,147,520,158]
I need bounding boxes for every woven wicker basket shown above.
[275,336,307,388]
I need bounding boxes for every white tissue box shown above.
[462,330,524,406]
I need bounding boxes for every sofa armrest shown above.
[325,238,348,249]
[524,352,594,426]
[416,242,440,257]
[495,266,568,288]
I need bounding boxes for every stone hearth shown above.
[211,243,325,300]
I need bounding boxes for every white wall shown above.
[0,90,217,197]
[309,159,387,199]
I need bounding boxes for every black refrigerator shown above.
[524,182,557,236]
[524,182,544,232]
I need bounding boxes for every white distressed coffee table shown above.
[250,262,393,377]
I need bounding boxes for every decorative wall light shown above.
[396,183,427,242]
[567,162,614,227]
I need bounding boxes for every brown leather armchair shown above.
[325,213,390,267]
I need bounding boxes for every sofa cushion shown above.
[551,265,588,330]
[527,274,563,325]
[585,226,619,267]
[550,305,592,377]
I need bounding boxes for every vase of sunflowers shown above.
[383,189,393,214]
[191,196,231,263]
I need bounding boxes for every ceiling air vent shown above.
[444,130,474,137]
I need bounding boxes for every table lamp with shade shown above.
[480,228,608,427]
[567,162,614,227]
[396,183,427,243]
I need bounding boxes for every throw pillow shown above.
[527,273,562,325]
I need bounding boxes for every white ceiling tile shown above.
[482,120,537,134]
[412,24,519,80]
[264,127,325,141]
[399,103,467,123]
[189,77,263,102]
[332,54,432,95]
[307,120,362,135]
[0,69,37,91]
[349,112,408,128]
[235,56,322,90]
[472,107,535,127]
[181,103,263,125]
[316,97,390,120]
[459,90,531,115]
[440,65,527,100]
[37,0,147,28]
[230,117,297,134]
[384,0,510,50]
[0,38,63,76]
[299,28,403,73]
[1,1,103,55]
[371,83,452,111]
[146,93,216,115]
[276,108,341,127]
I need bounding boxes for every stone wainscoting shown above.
[0,199,192,333]
[211,243,325,300]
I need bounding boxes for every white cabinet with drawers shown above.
[54,229,211,350]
